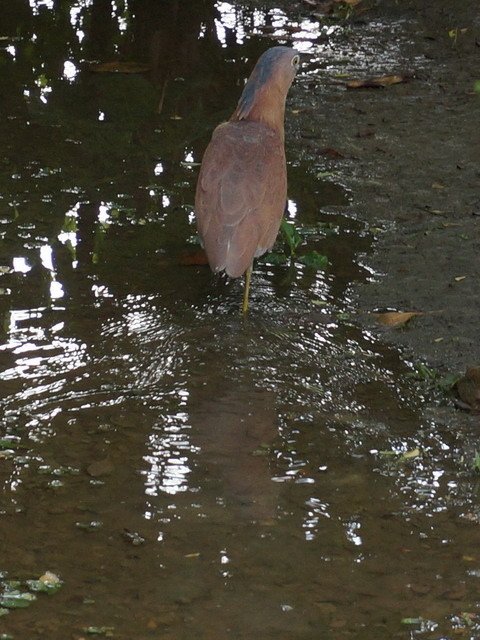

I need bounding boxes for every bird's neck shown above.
[232,85,286,139]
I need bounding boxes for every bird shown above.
[195,46,300,313]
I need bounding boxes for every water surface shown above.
[1,2,479,639]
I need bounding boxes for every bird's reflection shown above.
[189,378,280,522]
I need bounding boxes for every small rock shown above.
[87,459,114,477]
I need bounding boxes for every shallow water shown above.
[1,2,480,639]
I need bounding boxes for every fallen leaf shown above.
[180,160,201,168]
[318,147,345,159]
[87,459,114,477]
[330,619,347,628]
[401,617,423,625]
[356,128,375,138]
[401,448,421,460]
[90,61,150,74]
[311,1,334,14]
[122,529,146,546]
[39,571,61,586]
[431,182,446,189]
[177,249,209,266]
[374,311,424,327]
[310,0,361,15]
[454,276,466,282]
[76,520,103,532]
[442,584,467,600]
[0,591,36,609]
[455,367,480,411]
[26,572,63,594]
[408,583,431,595]
[346,74,410,89]
[83,627,115,636]
[316,170,335,178]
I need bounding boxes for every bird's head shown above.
[233,46,300,122]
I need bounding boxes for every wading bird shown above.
[195,46,300,313]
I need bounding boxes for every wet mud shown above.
[0,1,480,639]
[293,0,480,371]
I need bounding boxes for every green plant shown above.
[259,219,329,271]
[473,452,480,473]
[407,363,460,393]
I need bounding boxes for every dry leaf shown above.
[401,448,420,460]
[90,61,151,74]
[454,276,466,282]
[311,2,335,15]
[346,74,410,89]
[309,0,361,15]
[319,147,345,159]
[39,572,61,586]
[87,458,114,477]
[408,583,431,595]
[455,367,480,411]
[374,311,424,327]
[178,249,209,266]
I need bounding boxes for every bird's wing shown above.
[195,121,286,278]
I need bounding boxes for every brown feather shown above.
[195,121,286,277]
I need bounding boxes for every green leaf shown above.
[0,439,22,450]
[36,73,49,88]
[76,521,103,532]
[475,80,480,94]
[0,591,37,609]
[280,219,302,255]
[258,251,289,265]
[26,571,63,594]
[297,251,329,270]
[4,581,21,590]
[472,451,480,473]
[399,448,421,461]
[401,617,423,625]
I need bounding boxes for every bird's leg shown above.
[241,265,252,314]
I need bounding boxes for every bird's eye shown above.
[292,55,300,67]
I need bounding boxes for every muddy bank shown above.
[292,0,480,374]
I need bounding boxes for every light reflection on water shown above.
[0,2,478,639]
